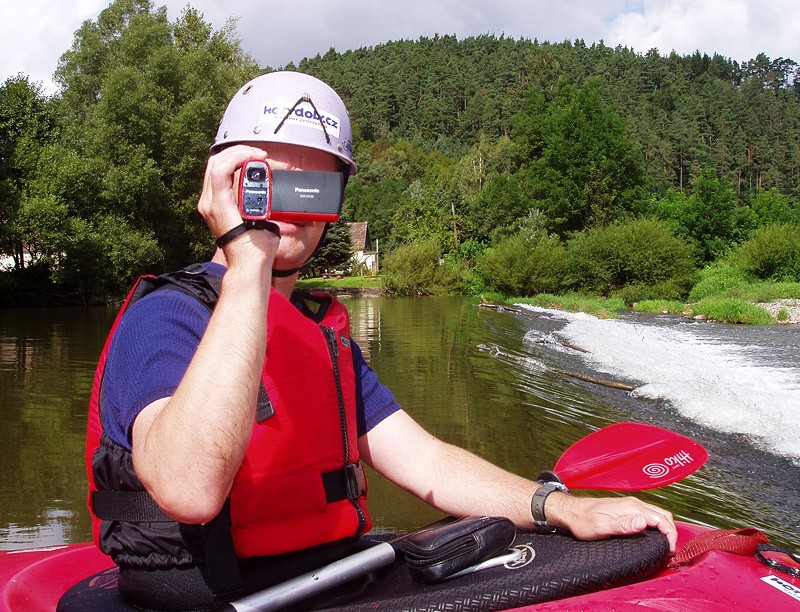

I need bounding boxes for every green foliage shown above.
[305,222,353,277]
[53,215,163,304]
[649,170,757,261]
[688,259,800,303]
[390,181,464,252]
[687,260,754,301]
[382,238,464,297]
[2,0,260,303]
[614,279,695,304]
[6,30,800,304]
[478,228,567,297]
[565,217,697,298]
[296,275,382,290]
[468,174,529,241]
[688,298,774,325]
[0,75,59,270]
[736,223,800,281]
[13,195,69,267]
[745,282,800,301]
[514,78,646,234]
[749,189,800,226]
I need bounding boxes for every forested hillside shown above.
[2,0,799,304]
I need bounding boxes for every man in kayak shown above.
[86,71,677,611]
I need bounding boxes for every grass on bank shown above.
[296,275,382,291]
[507,291,785,325]
[297,263,800,326]
[505,265,800,324]
[513,293,626,319]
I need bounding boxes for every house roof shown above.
[349,221,370,251]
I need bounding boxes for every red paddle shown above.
[227,422,707,611]
[554,422,708,490]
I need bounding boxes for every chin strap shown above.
[272,267,301,278]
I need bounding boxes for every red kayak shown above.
[1,521,798,611]
[4,424,796,611]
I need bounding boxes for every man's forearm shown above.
[133,263,270,523]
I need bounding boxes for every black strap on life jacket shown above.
[92,462,368,521]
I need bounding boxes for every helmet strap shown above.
[272,267,301,278]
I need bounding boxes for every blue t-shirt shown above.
[102,262,401,450]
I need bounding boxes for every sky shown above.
[2,0,799,96]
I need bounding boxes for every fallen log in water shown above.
[477,341,638,392]
[550,367,638,391]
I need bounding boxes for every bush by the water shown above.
[633,299,687,315]
[478,232,568,297]
[565,218,697,301]
[689,259,800,303]
[737,223,800,282]
[382,238,464,296]
[687,260,753,301]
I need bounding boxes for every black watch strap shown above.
[531,481,569,533]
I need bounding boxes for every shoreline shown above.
[754,299,800,324]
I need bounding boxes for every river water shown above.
[0,297,797,551]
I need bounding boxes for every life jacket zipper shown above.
[321,325,367,536]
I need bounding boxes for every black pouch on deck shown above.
[400,516,517,584]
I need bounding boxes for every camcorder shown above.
[238,160,345,223]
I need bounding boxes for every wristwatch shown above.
[531,480,570,533]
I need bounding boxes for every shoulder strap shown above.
[150,263,222,312]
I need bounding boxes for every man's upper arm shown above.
[358,409,439,494]
[102,290,210,450]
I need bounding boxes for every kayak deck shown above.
[1,522,798,611]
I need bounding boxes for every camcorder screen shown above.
[238,160,344,222]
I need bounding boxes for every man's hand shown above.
[546,492,678,552]
[198,145,279,268]
[362,410,678,554]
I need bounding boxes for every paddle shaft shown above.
[225,540,398,612]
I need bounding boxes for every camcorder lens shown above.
[247,167,266,182]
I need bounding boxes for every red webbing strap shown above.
[668,527,769,568]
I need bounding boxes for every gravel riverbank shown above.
[755,299,800,324]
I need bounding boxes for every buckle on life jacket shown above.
[322,462,367,503]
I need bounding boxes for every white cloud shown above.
[0,0,108,92]
[606,0,800,62]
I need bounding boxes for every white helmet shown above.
[211,71,357,174]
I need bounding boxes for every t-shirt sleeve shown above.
[351,339,401,437]
[101,289,211,450]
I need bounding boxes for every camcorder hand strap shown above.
[216,221,281,248]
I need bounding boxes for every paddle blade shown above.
[554,422,708,491]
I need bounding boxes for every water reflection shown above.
[0,307,112,548]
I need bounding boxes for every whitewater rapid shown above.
[517,306,800,464]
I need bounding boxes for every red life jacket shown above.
[85,266,371,567]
